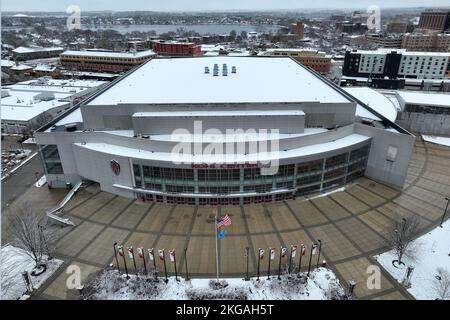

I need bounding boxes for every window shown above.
[39,144,63,174]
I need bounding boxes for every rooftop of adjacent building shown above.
[60,49,156,59]
[1,78,107,122]
[12,46,64,54]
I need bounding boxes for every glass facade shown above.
[39,144,64,174]
[133,143,370,205]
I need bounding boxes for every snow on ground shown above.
[422,135,450,148]
[83,268,345,300]
[307,187,346,200]
[0,245,63,300]
[374,220,450,300]
[34,175,47,187]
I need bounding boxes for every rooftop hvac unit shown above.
[232,66,236,73]
[204,66,210,74]
[223,69,228,76]
[213,69,219,76]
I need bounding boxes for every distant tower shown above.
[418,8,450,32]
[291,21,304,39]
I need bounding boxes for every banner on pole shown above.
[259,249,265,260]
[137,247,144,258]
[158,249,165,261]
[118,245,124,257]
[148,248,154,261]
[270,248,275,260]
[169,249,175,262]
[301,244,307,256]
[127,246,134,259]
[291,245,298,258]
[312,243,318,255]
[281,247,287,258]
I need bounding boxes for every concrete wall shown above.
[396,112,450,135]
[132,113,305,135]
[81,101,356,131]
[354,123,415,187]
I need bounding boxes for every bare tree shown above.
[387,215,420,265]
[10,206,55,269]
[433,268,450,300]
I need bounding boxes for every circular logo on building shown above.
[110,159,120,175]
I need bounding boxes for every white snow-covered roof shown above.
[13,46,64,54]
[1,59,15,68]
[87,57,350,105]
[396,91,450,108]
[343,87,397,122]
[75,133,370,163]
[61,49,156,59]
[33,64,57,72]
[1,79,106,122]
[10,64,33,71]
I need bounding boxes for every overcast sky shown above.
[1,0,449,12]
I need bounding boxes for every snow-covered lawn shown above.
[422,135,450,148]
[374,220,450,300]
[0,245,64,300]
[82,268,346,300]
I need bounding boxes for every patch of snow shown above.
[0,245,63,300]
[83,268,345,300]
[422,135,450,148]
[34,175,47,187]
[374,220,450,300]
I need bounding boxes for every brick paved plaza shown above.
[4,136,450,300]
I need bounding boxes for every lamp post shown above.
[316,240,322,269]
[113,242,120,272]
[440,197,450,227]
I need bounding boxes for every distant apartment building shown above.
[365,33,403,48]
[342,34,367,47]
[343,49,450,80]
[12,46,64,61]
[290,21,304,38]
[417,9,450,32]
[60,50,156,73]
[258,49,331,74]
[150,40,201,56]
[386,22,408,34]
[401,32,450,52]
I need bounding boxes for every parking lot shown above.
[11,136,450,300]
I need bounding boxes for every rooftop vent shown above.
[231,66,236,73]
[204,66,210,74]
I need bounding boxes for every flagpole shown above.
[215,209,220,284]
[298,245,304,274]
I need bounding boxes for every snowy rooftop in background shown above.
[422,135,450,148]
[61,49,156,59]
[1,78,106,122]
[343,87,397,122]
[396,91,450,109]
[87,57,350,105]
[13,46,64,54]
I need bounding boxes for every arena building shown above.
[35,57,415,205]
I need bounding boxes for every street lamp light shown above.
[440,197,450,228]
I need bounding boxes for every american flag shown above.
[217,214,232,228]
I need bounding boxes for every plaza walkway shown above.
[17,136,450,300]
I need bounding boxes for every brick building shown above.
[151,40,201,56]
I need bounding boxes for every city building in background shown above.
[417,8,450,32]
[1,78,106,134]
[401,32,450,52]
[290,21,304,38]
[258,48,331,74]
[35,57,414,205]
[150,40,202,56]
[12,46,64,61]
[343,49,450,80]
[60,50,156,73]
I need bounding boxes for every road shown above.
[1,154,44,210]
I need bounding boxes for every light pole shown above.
[440,197,450,227]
